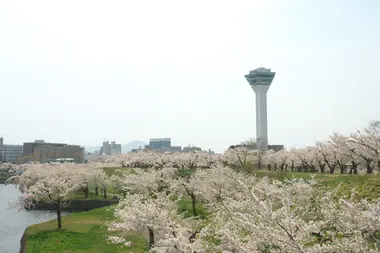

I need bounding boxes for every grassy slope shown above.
[25,206,148,253]
[253,170,380,201]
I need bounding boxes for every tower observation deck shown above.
[244,67,276,151]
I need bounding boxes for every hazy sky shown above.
[1,0,379,153]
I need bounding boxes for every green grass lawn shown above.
[24,198,203,253]
[102,167,133,177]
[25,206,148,253]
[177,198,208,219]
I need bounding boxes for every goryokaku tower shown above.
[244,67,276,151]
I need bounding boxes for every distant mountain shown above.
[84,140,147,154]
[122,140,147,153]
[84,146,101,153]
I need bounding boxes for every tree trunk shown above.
[84,186,89,198]
[191,194,197,217]
[339,165,346,174]
[103,187,107,199]
[325,159,336,174]
[55,201,62,229]
[319,164,326,174]
[95,186,98,196]
[366,162,373,174]
[148,228,155,249]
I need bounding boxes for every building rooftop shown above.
[249,67,271,73]
[24,141,65,145]
[245,67,276,87]
[149,138,171,142]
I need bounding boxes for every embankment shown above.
[20,199,118,252]
[26,199,119,211]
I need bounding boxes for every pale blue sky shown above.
[1,0,379,152]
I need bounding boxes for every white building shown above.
[244,67,276,151]
[0,138,23,163]
[100,140,121,156]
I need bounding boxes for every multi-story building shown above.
[146,138,171,151]
[0,138,23,163]
[138,138,213,153]
[100,140,121,156]
[22,140,84,163]
[170,146,182,152]
[143,138,184,152]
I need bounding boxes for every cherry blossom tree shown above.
[171,173,201,217]
[120,167,177,198]
[109,174,127,198]
[200,174,380,252]
[287,148,302,172]
[76,166,94,198]
[8,164,80,228]
[175,151,203,170]
[316,141,338,174]
[188,167,258,210]
[363,121,380,172]
[220,147,258,172]
[108,192,201,251]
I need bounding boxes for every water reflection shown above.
[0,184,69,253]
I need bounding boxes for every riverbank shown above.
[21,206,148,253]
[0,184,65,253]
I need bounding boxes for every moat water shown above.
[0,184,67,253]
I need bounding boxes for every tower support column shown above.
[255,91,268,151]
